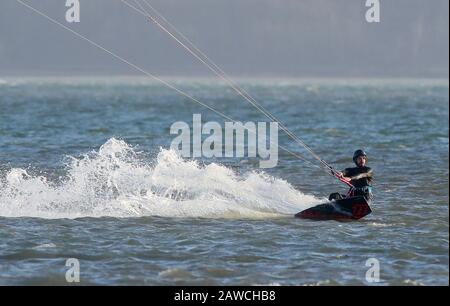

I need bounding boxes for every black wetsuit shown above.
[343,166,373,200]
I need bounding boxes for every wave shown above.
[0,138,321,219]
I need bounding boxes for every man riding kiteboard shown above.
[329,149,373,202]
[296,149,374,220]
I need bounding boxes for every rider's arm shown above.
[347,168,373,180]
[330,169,346,178]
[341,168,350,178]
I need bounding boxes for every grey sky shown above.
[0,0,448,77]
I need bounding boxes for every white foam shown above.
[158,268,193,279]
[0,138,321,219]
[403,279,426,286]
[32,243,57,250]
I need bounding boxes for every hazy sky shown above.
[0,0,448,77]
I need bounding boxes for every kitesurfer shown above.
[329,149,373,201]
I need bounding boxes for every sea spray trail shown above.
[0,138,322,219]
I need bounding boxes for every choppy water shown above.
[0,77,448,285]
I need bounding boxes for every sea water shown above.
[0,77,448,285]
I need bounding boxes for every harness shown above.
[347,186,372,198]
